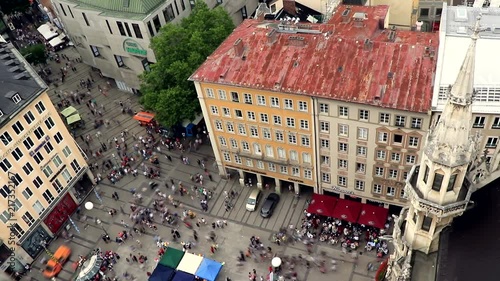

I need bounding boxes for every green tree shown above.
[140,0,235,127]
[20,44,47,65]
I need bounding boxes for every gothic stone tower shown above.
[402,17,481,254]
[386,17,483,280]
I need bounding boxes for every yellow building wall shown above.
[199,82,316,187]
[0,91,88,251]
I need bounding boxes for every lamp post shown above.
[84,202,108,236]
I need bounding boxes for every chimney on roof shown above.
[283,0,297,16]
[353,12,367,28]
[341,8,351,23]
[288,36,305,47]
[364,39,373,51]
[388,25,396,42]
[416,21,424,31]
[233,38,244,57]
[267,29,277,44]
[424,46,436,58]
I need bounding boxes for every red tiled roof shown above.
[190,6,439,113]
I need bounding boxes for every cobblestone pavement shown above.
[21,46,385,281]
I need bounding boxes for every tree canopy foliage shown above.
[140,1,235,127]
[20,43,47,65]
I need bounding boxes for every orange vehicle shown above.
[43,245,71,278]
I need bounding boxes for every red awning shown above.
[357,204,389,229]
[331,199,362,223]
[306,194,337,217]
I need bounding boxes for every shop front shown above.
[21,226,51,259]
[43,192,78,234]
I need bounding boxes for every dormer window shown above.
[12,94,21,104]
[5,91,21,104]
[0,110,3,117]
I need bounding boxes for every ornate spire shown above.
[448,15,481,106]
[423,16,481,167]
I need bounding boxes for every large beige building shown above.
[191,5,439,208]
[49,0,259,93]
[0,38,91,277]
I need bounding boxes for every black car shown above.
[260,193,280,218]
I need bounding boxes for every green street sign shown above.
[123,39,147,56]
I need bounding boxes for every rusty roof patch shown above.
[190,6,439,113]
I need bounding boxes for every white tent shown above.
[37,23,58,40]
[49,37,63,47]
[176,252,203,275]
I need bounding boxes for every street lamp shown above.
[84,201,108,236]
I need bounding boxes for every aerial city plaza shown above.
[0,0,499,281]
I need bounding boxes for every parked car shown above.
[260,193,280,218]
[246,189,262,211]
[43,245,71,278]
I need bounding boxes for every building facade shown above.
[315,101,431,207]
[50,0,258,93]
[194,83,317,193]
[0,38,91,277]
[191,5,439,207]
[432,4,500,189]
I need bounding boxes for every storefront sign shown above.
[225,164,266,175]
[123,39,147,56]
[328,185,354,195]
[30,135,50,156]
[288,177,304,183]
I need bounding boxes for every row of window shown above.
[473,116,500,129]
[322,150,417,168]
[319,103,424,129]
[221,152,313,178]
[373,184,406,199]
[216,122,312,145]
[206,89,309,112]
[322,175,406,198]
[220,138,312,162]
[374,167,410,181]
[147,0,189,37]
[212,110,309,128]
[438,86,500,103]
[0,101,46,146]
[3,131,64,166]
[0,156,78,200]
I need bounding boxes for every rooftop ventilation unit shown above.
[4,59,18,66]
[456,26,467,34]
[13,72,29,80]
[0,53,12,60]
[454,8,468,22]
[5,91,18,99]
[353,12,367,21]
[8,66,22,73]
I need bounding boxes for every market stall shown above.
[37,23,59,40]
[176,253,203,275]
[195,258,223,281]
[171,271,196,281]
[148,264,175,281]
[159,247,185,269]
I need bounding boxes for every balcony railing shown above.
[406,165,469,217]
